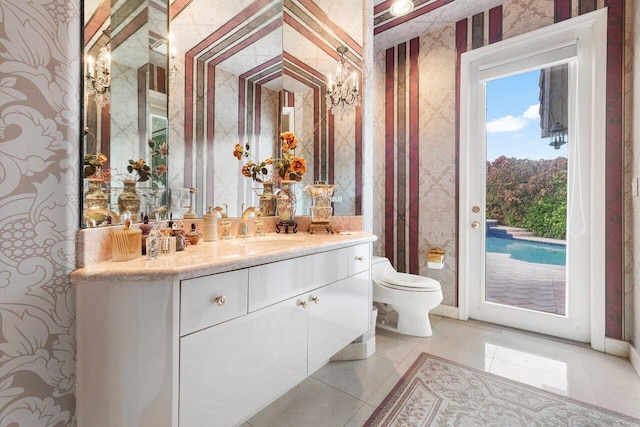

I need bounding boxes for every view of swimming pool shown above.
[486,237,566,266]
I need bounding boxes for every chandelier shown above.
[326,46,360,118]
[86,43,111,108]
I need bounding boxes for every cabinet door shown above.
[179,295,308,427]
[307,270,370,374]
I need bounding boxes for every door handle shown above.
[471,221,480,229]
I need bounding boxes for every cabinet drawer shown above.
[180,270,248,336]
[348,243,371,276]
[248,248,348,312]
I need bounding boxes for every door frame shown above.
[458,10,607,350]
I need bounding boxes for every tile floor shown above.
[245,316,640,426]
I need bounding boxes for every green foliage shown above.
[486,156,567,239]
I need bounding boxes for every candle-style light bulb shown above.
[87,55,95,76]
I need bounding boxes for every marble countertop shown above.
[71,231,377,285]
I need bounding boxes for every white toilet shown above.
[372,256,443,337]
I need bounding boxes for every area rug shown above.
[364,352,640,426]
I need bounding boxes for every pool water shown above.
[486,237,566,266]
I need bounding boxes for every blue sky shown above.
[486,70,568,161]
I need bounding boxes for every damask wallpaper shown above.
[0,0,79,424]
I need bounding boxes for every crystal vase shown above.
[277,180,297,223]
[305,184,338,223]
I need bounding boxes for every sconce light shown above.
[85,31,111,108]
[548,121,567,150]
[389,0,414,17]
[325,46,360,119]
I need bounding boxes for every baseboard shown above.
[604,337,629,358]
[630,343,640,378]
[431,304,459,319]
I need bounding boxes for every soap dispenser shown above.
[203,206,218,242]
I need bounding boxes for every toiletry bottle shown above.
[139,214,153,255]
[147,225,159,260]
[203,206,218,242]
[187,223,201,245]
[172,221,186,251]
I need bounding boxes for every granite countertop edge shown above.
[71,232,377,285]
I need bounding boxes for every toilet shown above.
[372,256,443,337]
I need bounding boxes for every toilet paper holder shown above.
[427,248,444,269]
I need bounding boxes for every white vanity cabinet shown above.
[74,237,373,427]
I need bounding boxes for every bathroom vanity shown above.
[71,232,375,427]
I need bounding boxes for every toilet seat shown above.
[379,271,441,292]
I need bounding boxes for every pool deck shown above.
[485,252,566,315]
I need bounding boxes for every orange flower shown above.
[265,157,273,165]
[155,164,167,177]
[280,132,298,151]
[291,157,306,175]
[233,143,244,160]
[97,153,108,164]
[241,162,255,178]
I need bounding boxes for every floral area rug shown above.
[364,352,640,426]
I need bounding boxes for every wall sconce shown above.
[325,46,360,119]
[85,34,111,108]
[548,121,567,150]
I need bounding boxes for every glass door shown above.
[484,66,568,317]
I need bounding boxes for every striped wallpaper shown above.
[379,0,627,339]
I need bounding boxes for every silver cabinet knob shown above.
[311,296,320,304]
[355,256,364,261]
[214,295,226,306]
[471,221,480,229]
[298,300,309,309]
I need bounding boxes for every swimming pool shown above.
[486,237,566,266]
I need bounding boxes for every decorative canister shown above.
[259,181,277,216]
[277,180,297,223]
[118,180,140,217]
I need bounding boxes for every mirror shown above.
[82,0,363,224]
[82,0,169,226]
[169,0,363,217]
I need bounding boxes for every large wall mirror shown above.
[82,0,363,225]
[83,0,170,226]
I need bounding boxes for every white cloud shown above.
[487,103,540,133]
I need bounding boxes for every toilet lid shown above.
[379,271,441,291]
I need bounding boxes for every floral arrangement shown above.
[233,143,272,183]
[125,138,168,182]
[233,132,306,183]
[126,159,152,182]
[83,152,108,178]
[275,132,306,181]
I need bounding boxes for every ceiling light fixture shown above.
[326,46,360,119]
[389,0,415,17]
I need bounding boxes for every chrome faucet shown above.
[238,206,261,238]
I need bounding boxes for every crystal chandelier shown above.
[85,43,111,108]
[326,46,360,118]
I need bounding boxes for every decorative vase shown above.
[118,180,140,217]
[85,178,109,210]
[84,178,109,225]
[259,181,277,216]
[277,180,297,223]
[306,184,338,223]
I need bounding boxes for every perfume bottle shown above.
[146,225,160,260]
